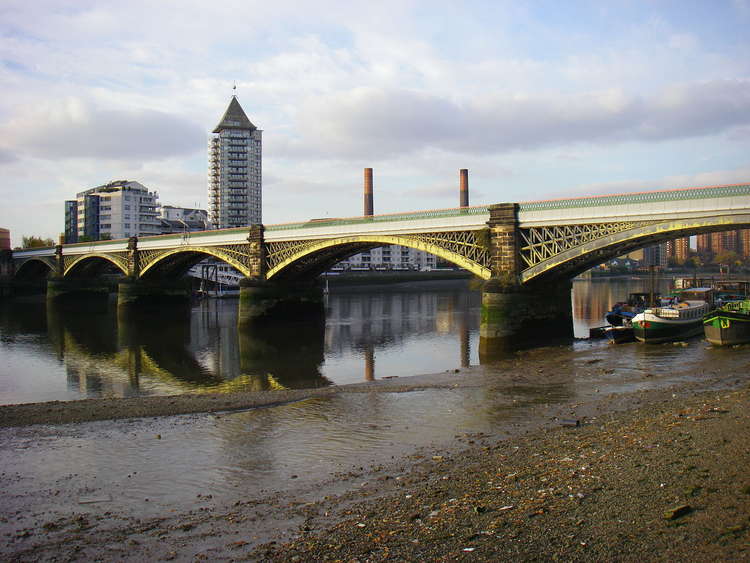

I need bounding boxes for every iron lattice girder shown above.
[138,244,254,277]
[266,240,318,272]
[266,230,491,277]
[63,252,129,276]
[518,221,652,268]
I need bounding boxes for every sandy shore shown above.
[2,371,750,562]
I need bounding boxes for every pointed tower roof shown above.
[212,96,257,133]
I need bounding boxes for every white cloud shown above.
[280,79,750,160]
[2,98,204,160]
[1,0,750,245]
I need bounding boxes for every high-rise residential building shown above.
[696,233,712,256]
[64,180,160,242]
[643,243,668,269]
[740,229,750,258]
[719,231,739,254]
[208,96,262,229]
[666,237,690,264]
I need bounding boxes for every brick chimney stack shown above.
[364,168,374,216]
[459,169,469,208]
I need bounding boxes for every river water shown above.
[0,278,672,405]
[1,277,748,528]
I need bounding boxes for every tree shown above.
[20,236,55,249]
[714,250,740,267]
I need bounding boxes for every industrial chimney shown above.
[459,169,469,208]
[364,168,374,216]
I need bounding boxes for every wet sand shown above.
[0,372,473,428]
[2,353,750,561]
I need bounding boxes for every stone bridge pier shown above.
[0,249,14,299]
[480,203,573,357]
[116,237,191,308]
[237,226,324,327]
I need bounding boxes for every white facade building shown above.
[208,96,262,228]
[158,205,211,233]
[333,245,437,271]
[66,180,160,242]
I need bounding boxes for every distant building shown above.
[333,245,437,271]
[208,96,262,228]
[696,233,712,256]
[643,243,668,269]
[666,237,690,264]
[696,230,746,261]
[0,228,9,251]
[741,230,750,258]
[64,180,160,242]
[158,205,211,234]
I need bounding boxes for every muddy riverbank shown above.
[2,343,750,561]
[257,382,750,562]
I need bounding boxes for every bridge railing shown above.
[519,183,750,211]
[265,205,491,232]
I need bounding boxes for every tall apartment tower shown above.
[208,96,262,228]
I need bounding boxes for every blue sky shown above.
[1,0,749,246]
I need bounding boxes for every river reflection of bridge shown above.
[28,287,477,400]
[1,283,495,403]
[39,300,329,399]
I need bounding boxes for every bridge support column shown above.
[238,279,324,326]
[117,279,191,308]
[479,279,573,358]
[236,224,323,325]
[47,277,112,301]
[0,249,13,299]
[479,203,573,357]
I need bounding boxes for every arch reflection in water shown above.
[42,300,328,398]
[3,284,481,404]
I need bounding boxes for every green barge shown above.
[703,300,750,346]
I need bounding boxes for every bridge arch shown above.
[14,257,55,280]
[64,254,128,277]
[138,246,252,279]
[266,234,491,281]
[521,214,750,283]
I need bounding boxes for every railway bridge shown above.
[4,182,750,344]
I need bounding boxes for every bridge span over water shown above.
[4,182,750,342]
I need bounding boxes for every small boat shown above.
[604,323,636,344]
[604,292,655,326]
[703,300,750,346]
[632,288,715,343]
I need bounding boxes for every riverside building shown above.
[64,180,160,243]
[208,96,262,228]
[158,205,211,233]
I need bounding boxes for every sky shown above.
[1,0,750,247]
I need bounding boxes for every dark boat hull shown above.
[605,326,635,344]
[632,318,704,343]
[703,310,750,346]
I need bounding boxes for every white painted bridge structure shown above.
[10,183,750,285]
